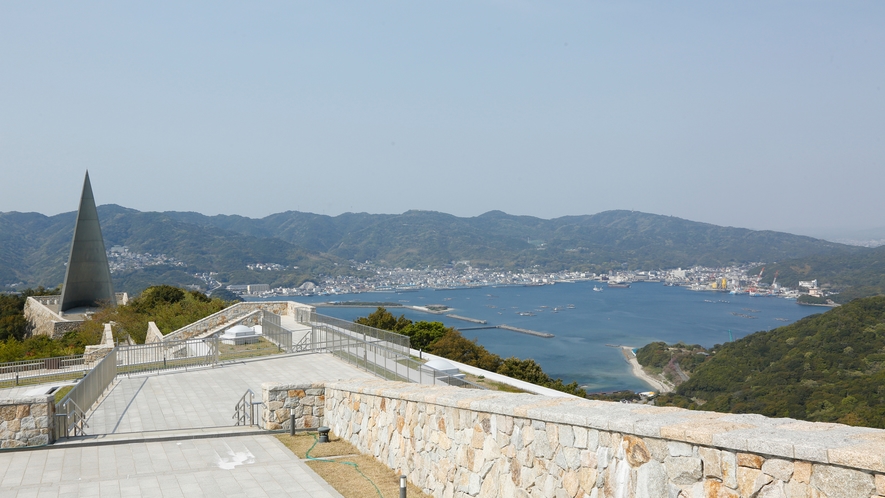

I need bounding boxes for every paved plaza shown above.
[0,353,380,497]
[0,435,343,498]
[88,353,376,435]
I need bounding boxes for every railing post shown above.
[249,392,254,425]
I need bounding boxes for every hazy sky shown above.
[2,2,883,235]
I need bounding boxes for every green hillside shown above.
[0,206,345,295]
[163,208,856,272]
[655,296,885,428]
[752,245,885,302]
[1,205,876,296]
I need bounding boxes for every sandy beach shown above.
[620,346,673,393]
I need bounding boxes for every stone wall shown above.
[23,297,82,339]
[315,379,885,498]
[262,382,325,431]
[0,395,55,448]
[162,301,314,342]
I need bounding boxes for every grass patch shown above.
[0,371,85,390]
[53,385,74,403]
[463,373,525,393]
[276,432,431,498]
[218,337,284,361]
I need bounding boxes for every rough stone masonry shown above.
[0,395,55,448]
[264,379,885,498]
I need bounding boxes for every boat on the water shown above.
[593,286,603,292]
[607,282,631,288]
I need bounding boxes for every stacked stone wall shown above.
[316,379,885,498]
[24,297,82,339]
[0,395,54,448]
[262,382,325,431]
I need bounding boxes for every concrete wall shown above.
[266,379,885,498]
[145,322,164,344]
[0,395,55,448]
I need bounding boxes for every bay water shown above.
[253,282,823,392]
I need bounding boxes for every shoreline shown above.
[620,346,673,393]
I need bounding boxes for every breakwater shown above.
[459,324,555,338]
[499,324,554,338]
[445,314,486,324]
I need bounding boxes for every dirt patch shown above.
[276,432,432,498]
[463,372,525,393]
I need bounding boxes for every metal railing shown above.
[54,348,117,439]
[233,389,263,427]
[310,312,411,354]
[314,326,485,389]
[261,311,292,352]
[118,337,219,376]
[0,354,92,387]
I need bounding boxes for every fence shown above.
[0,354,91,388]
[312,325,484,389]
[54,348,117,440]
[260,311,292,352]
[310,312,411,354]
[118,337,219,376]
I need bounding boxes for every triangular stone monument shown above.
[59,171,116,312]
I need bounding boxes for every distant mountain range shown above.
[0,205,877,297]
[160,208,856,268]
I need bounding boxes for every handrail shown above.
[293,331,313,353]
[61,398,89,437]
[54,347,117,439]
[233,389,262,427]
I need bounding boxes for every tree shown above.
[498,357,550,385]
[401,321,450,350]
[354,307,411,333]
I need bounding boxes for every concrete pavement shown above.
[1,353,380,497]
[0,435,343,497]
[87,353,376,435]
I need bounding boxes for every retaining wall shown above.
[275,379,885,498]
[23,297,82,339]
[0,395,55,448]
[261,382,326,431]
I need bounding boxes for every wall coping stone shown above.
[324,379,885,473]
[0,395,53,405]
[262,382,326,391]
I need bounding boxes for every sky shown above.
[1,2,883,236]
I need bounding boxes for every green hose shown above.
[305,431,384,498]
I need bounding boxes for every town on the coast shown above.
[218,260,825,301]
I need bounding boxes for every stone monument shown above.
[59,171,116,312]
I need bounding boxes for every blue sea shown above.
[251,282,824,393]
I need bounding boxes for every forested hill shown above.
[0,205,343,295]
[658,296,885,428]
[752,245,885,303]
[0,205,868,294]
[161,208,853,270]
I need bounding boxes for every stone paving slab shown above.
[0,435,343,498]
[87,353,376,435]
